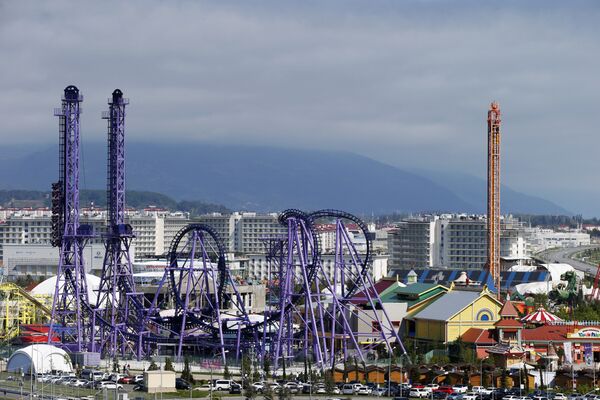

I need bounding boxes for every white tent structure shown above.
[7,344,73,374]
[30,274,101,304]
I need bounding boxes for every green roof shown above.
[378,282,448,308]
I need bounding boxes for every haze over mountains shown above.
[0,142,569,215]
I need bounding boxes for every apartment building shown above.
[388,214,529,271]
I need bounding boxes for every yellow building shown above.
[406,286,502,343]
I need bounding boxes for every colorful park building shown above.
[405,285,503,343]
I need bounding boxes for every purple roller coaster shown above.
[48,86,407,370]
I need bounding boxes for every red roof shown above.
[499,300,519,318]
[349,278,398,305]
[521,325,570,342]
[461,328,497,345]
[495,319,524,328]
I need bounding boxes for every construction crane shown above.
[487,101,501,299]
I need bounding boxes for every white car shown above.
[97,382,123,390]
[357,387,372,395]
[342,384,355,395]
[453,385,469,394]
[196,383,214,391]
[428,384,440,390]
[554,394,568,400]
[251,382,264,392]
[410,388,431,398]
[463,393,479,400]
[71,379,87,387]
[213,380,233,391]
[472,386,484,393]
[133,375,143,384]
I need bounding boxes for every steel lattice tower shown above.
[93,89,146,358]
[48,86,95,351]
[487,101,501,298]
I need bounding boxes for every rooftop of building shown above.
[409,289,484,321]
[461,327,497,345]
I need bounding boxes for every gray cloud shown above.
[1,1,599,214]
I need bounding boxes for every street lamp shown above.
[431,371,449,400]
[210,350,228,400]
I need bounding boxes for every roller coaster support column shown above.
[48,86,94,351]
[94,89,146,358]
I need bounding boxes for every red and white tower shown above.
[487,101,501,299]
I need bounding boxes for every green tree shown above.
[277,387,291,400]
[148,360,159,371]
[263,385,274,400]
[223,364,231,379]
[449,338,467,363]
[181,357,195,384]
[500,368,508,389]
[263,357,271,379]
[112,357,120,373]
[244,385,257,400]
[164,357,175,372]
[324,370,335,394]
[462,368,470,385]
[241,354,252,384]
[410,366,421,384]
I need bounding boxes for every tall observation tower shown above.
[487,101,501,298]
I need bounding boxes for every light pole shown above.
[431,372,448,400]
[210,350,228,400]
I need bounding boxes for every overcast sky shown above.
[1,1,599,215]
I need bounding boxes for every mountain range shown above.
[0,142,569,215]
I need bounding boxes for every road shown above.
[537,245,600,276]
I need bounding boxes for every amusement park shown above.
[0,86,408,387]
[3,86,600,400]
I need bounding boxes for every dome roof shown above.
[30,274,101,304]
[7,344,72,374]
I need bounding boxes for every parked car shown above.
[463,393,480,400]
[133,375,144,384]
[251,382,265,393]
[453,385,469,394]
[358,386,372,395]
[472,387,485,394]
[229,383,242,394]
[554,394,568,400]
[436,386,455,394]
[410,388,431,398]
[448,394,464,400]
[71,379,87,387]
[176,378,191,390]
[97,381,123,390]
[213,379,233,391]
[133,384,147,392]
[118,376,135,384]
[342,384,355,395]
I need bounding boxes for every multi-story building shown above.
[388,214,529,271]
[3,243,106,278]
[524,228,590,253]
[126,209,188,257]
[387,217,439,270]
[244,252,388,283]
[0,208,189,266]
[195,212,285,254]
